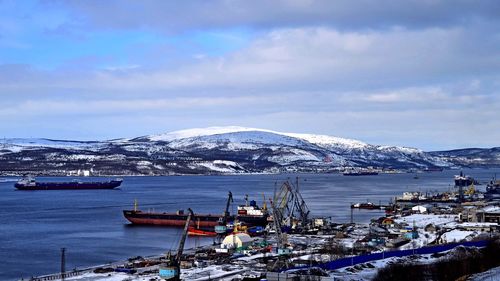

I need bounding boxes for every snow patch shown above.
[148,126,267,141]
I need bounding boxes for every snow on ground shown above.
[1,126,417,157]
[168,131,309,150]
[330,255,402,281]
[376,145,422,155]
[212,160,245,171]
[440,230,476,243]
[148,126,268,142]
[194,161,244,173]
[1,138,101,149]
[329,249,483,281]
[267,149,321,164]
[65,272,146,281]
[394,214,459,249]
[181,264,247,281]
[149,126,370,151]
[146,126,418,154]
[136,160,153,167]
[395,214,458,228]
[481,206,500,214]
[236,252,278,261]
[61,264,249,281]
[283,132,368,150]
[467,265,500,281]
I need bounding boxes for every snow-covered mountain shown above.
[0,126,488,176]
[429,147,500,168]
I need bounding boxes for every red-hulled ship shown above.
[123,193,270,228]
[123,202,222,227]
[187,226,218,237]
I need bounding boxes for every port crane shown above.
[215,191,233,243]
[273,178,311,230]
[292,177,310,227]
[159,208,194,280]
[269,196,291,271]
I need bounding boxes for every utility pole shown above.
[350,205,354,224]
[61,248,66,281]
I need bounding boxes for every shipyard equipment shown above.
[272,178,311,230]
[215,191,233,242]
[61,248,66,281]
[159,208,194,280]
[269,196,291,270]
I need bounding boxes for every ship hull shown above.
[15,180,122,190]
[351,203,384,210]
[123,210,221,227]
[343,172,378,176]
[188,226,217,237]
[237,215,269,227]
[454,179,474,187]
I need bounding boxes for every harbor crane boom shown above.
[159,208,194,280]
[223,191,233,223]
[215,192,233,242]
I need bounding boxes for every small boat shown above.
[188,226,217,237]
[350,202,384,210]
[247,226,266,236]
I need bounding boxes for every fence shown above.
[26,270,87,281]
[290,240,490,272]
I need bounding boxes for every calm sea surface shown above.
[1,169,499,280]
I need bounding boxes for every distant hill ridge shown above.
[0,126,498,176]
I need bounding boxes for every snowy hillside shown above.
[0,138,104,154]
[284,132,368,150]
[146,126,267,142]
[1,126,492,176]
[147,126,370,151]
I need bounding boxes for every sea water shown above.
[0,169,498,280]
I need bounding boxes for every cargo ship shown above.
[423,167,444,172]
[454,171,477,187]
[14,177,122,190]
[485,177,500,199]
[350,202,385,210]
[343,168,379,176]
[124,194,270,228]
[236,196,269,226]
[123,208,222,227]
[343,171,379,176]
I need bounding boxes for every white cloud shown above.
[0,96,280,116]
[21,25,486,95]
[59,0,500,32]
[0,14,499,149]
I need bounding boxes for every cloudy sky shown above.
[0,0,499,150]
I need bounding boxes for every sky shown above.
[0,0,499,150]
